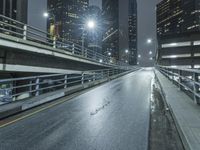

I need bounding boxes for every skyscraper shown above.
[47,0,89,45]
[102,0,137,65]
[156,0,200,68]
[102,0,120,62]
[128,0,137,65]
[157,0,200,38]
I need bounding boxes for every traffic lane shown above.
[0,69,154,150]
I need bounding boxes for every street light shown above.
[82,19,96,56]
[43,12,49,18]
[108,52,111,56]
[149,51,152,55]
[87,20,95,29]
[125,49,129,54]
[147,38,152,44]
[138,54,141,58]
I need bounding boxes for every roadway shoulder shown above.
[155,69,200,150]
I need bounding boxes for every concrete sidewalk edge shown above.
[154,69,190,150]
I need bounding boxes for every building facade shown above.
[157,0,200,68]
[102,0,137,65]
[47,0,89,45]
[102,0,120,63]
[0,0,27,23]
[128,0,137,65]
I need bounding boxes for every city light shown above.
[108,52,111,56]
[149,51,152,55]
[150,57,153,60]
[99,59,103,63]
[43,12,49,18]
[147,38,152,44]
[125,49,129,54]
[87,20,95,29]
[138,54,141,58]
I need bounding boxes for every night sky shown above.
[29,0,161,66]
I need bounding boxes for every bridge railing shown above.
[157,66,200,104]
[0,14,127,67]
[0,68,138,104]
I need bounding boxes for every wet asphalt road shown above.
[0,69,154,150]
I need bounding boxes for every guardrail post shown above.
[72,44,75,54]
[53,36,56,48]
[193,72,199,104]
[35,77,40,96]
[178,70,183,90]
[29,80,33,96]
[81,72,84,84]
[107,70,110,78]
[23,25,27,40]
[93,73,96,81]
[64,75,68,88]
[171,69,175,83]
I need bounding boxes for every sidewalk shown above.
[155,70,200,150]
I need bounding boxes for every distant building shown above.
[0,0,27,23]
[102,0,137,65]
[128,0,137,65]
[102,0,120,62]
[156,0,200,68]
[47,0,89,45]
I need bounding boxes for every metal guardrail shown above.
[0,14,128,67]
[0,68,137,103]
[157,66,200,104]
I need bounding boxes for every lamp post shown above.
[124,49,129,64]
[146,37,158,64]
[82,20,96,57]
[43,12,56,43]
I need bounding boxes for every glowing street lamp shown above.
[43,12,49,18]
[87,20,96,29]
[82,19,96,56]
[149,51,152,55]
[147,38,152,44]
[138,54,141,58]
[125,49,129,54]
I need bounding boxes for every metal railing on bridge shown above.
[0,14,128,67]
[157,66,200,104]
[0,68,138,104]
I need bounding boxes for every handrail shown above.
[157,65,200,104]
[0,68,138,103]
[0,14,130,67]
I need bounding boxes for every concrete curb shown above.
[0,70,136,120]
